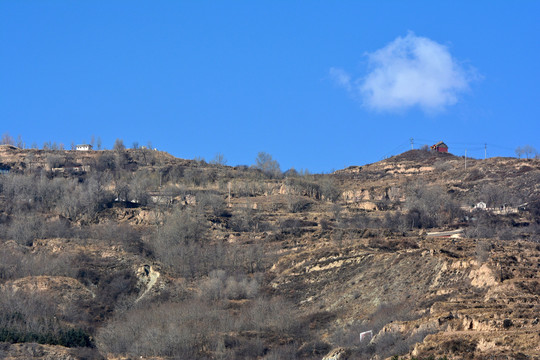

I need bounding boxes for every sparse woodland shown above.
[0,144,539,359]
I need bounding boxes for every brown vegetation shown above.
[0,145,539,359]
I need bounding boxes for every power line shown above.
[381,142,410,160]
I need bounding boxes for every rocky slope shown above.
[0,146,539,359]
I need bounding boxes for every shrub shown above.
[96,152,116,172]
[286,196,311,213]
[7,216,44,246]
[89,222,146,254]
[184,168,207,186]
[0,289,92,348]
[197,192,226,216]
[229,203,263,232]
[46,154,66,169]
[319,177,341,202]
[96,301,223,358]
[57,176,114,221]
[296,340,331,357]
[475,240,492,263]
[404,182,462,229]
[279,218,303,237]
[199,271,260,301]
[0,248,78,281]
[152,208,210,277]
[285,177,321,199]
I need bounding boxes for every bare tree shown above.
[254,151,281,177]
[113,138,126,152]
[1,132,15,145]
[319,177,341,202]
[481,183,516,207]
[522,145,537,159]
[16,135,24,149]
[129,172,151,205]
[152,208,209,277]
[405,182,461,228]
[197,192,226,216]
[210,152,227,165]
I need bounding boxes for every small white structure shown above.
[359,330,373,342]
[76,144,93,151]
[474,202,487,210]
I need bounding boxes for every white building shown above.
[76,144,93,151]
[474,202,487,210]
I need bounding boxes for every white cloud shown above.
[332,32,472,114]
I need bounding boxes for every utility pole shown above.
[410,138,414,150]
[485,143,487,160]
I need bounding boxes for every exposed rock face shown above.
[135,264,161,302]
[469,263,499,287]
[322,347,351,360]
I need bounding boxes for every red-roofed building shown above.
[430,141,448,153]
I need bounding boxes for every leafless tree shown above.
[522,144,537,159]
[254,151,281,178]
[210,152,227,166]
[320,177,341,202]
[16,135,24,149]
[197,192,226,216]
[1,132,15,145]
[129,172,151,205]
[405,181,461,228]
[152,208,209,277]
[113,138,126,152]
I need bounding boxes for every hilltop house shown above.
[430,141,448,153]
[76,144,93,151]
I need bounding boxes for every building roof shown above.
[431,141,448,150]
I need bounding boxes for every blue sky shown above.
[1,2,539,172]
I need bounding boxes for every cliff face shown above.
[0,146,539,359]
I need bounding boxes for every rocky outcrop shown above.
[322,347,351,360]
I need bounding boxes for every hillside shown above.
[0,146,539,359]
